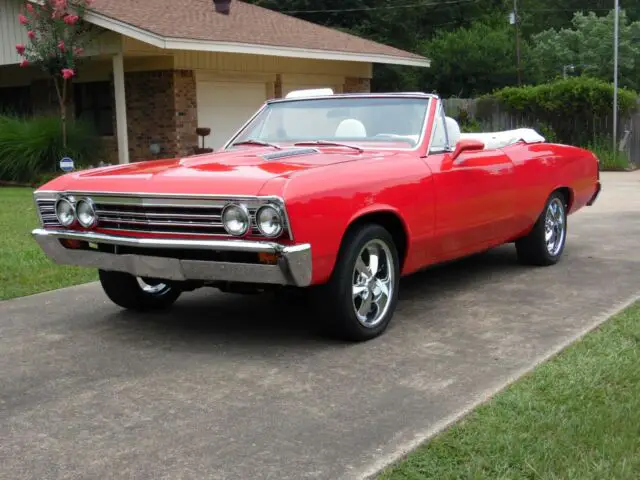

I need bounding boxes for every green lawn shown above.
[379,302,640,480]
[0,187,96,300]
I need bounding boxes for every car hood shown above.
[41,147,385,196]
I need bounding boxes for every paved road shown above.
[2,172,639,480]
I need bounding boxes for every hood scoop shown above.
[261,147,319,161]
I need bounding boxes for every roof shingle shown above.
[89,0,428,64]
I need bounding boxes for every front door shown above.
[423,110,517,260]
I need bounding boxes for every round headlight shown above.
[256,205,284,238]
[76,198,97,228]
[222,203,250,236]
[55,197,76,227]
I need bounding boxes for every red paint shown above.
[37,97,600,286]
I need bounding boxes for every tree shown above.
[519,0,640,38]
[417,16,533,97]
[245,0,509,92]
[530,10,640,90]
[15,0,94,148]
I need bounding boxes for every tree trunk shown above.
[53,76,68,150]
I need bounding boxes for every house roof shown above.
[84,0,429,67]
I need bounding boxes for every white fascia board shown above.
[82,11,430,68]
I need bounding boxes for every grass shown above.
[378,301,640,480]
[0,187,96,301]
[585,137,631,171]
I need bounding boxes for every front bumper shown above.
[32,229,312,287]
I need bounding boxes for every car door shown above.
[423,107,517,260]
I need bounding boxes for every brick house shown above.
[0,0,430,164]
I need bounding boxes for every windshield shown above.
[226,96,431,150]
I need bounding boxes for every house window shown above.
[74,81,114,136]
[0,86,32,116]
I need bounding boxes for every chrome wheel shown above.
[544,197,566,256]
[352,239,394,328]
[137,277,171,296]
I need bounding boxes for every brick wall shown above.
[173,70,198,157]
[98,137,119,165]
[125,71,175,161]
[343,77,371,93]
[124,69,198,161]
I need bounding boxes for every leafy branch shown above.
[15,0,95,149]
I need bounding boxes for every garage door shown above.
[196,81,267,150]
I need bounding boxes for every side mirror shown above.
[451,139,484,161]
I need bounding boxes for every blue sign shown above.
[59,157,74,172]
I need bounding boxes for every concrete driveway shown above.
[2,172,639,480]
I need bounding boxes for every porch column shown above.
[112,53,129,164]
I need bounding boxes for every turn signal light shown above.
[258,252,278,265]
[60,239,84,249]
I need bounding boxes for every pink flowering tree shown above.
[16,0,94,148]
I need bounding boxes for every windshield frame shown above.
[222,93,435,153]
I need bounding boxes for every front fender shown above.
[260,157,435,285]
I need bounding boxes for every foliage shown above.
[0,115,102,183]
[15,0,95,147]
[585,136,631,170]
[245,1,640,94]
[247,0,508,50]
[454,107,482,133]
[486,77,638,117]
[417,16,533,97]
[246,0,509,93]
[519,0,640,38]
[536,122,558,143]
[479,77,639,145]
[530,10,640,90]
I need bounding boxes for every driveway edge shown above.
[359,293,640,480]
[0,281,99,305]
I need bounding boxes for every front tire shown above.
[98,270,181,311]
[516,191,568,266]
[322,224,400,342]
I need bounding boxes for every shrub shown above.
[585,136,630,171]
[477,77,639,146]
[0,115,103,183]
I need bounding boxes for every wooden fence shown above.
[441,98,640,166]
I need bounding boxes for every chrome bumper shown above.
[31,229,312,287]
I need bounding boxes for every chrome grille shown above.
[36,198,60,227]
[34,193,290,238]
[93,202,253,236]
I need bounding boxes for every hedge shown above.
[0,115,104,184]
[476,77,639,146]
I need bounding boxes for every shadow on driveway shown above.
[99,245,526,350]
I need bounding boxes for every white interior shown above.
[445,117,461,146]
[335,119,368,138]
[447,116,546,150]
[343,116,546,150]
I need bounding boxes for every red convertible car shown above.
[32,90,601,341]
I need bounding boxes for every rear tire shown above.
[98,270,181,311]
[320,224,400,342]
[516,191,568,266]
